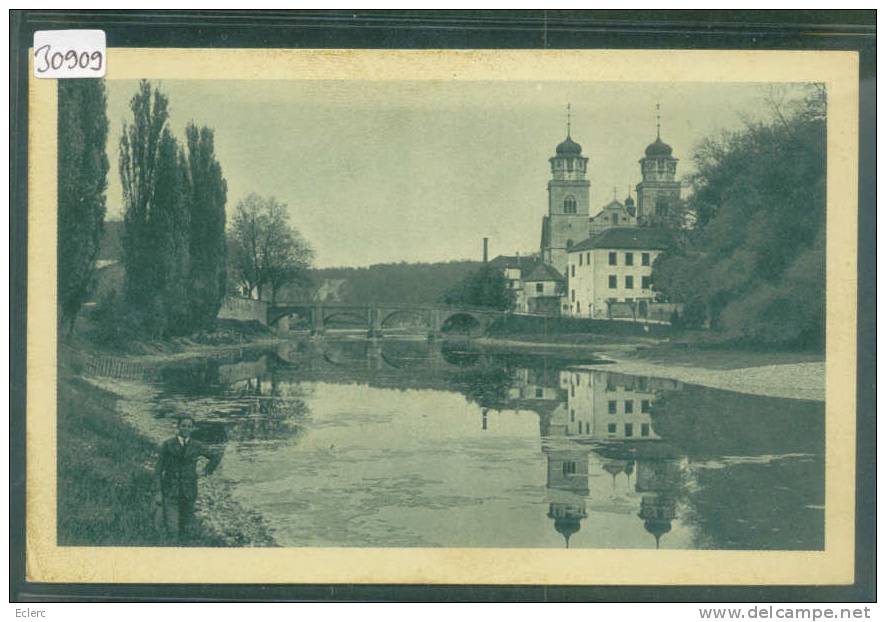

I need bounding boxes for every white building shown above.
[565,227,674,319]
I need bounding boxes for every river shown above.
[123,337,825,550]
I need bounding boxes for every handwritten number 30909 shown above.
[34,44,103,73]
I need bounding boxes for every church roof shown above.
[569,227,676,253]
[524,263,565,282]
[555,135,583,156]
[645,136,673,158]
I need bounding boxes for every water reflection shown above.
[148,338,824,550]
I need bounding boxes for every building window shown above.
[625,400,634,414]
[563,461,576,475]
[570,409,575,422]
[642,252,651,266]
[625,275,634,289]
[612,213,619,225]
[535,387,543,398]
[586,252,591,264]
[642,276,652,289]
[571,386,575,397]
[608,275,617,289]
[571,289,575,301]
[578,254,583,267]
[536,283,544,293]
[609,252,617,265]
[625,423,634,437]
[566,239,574,249]
[571,265,575,277]
[564,196,577,214]
[641,423,650,437]
[641,399,651,413]
[625,252,633,266]
[608,400,617,414]
[607,423,617,435]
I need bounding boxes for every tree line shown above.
[59,79,313,345]
[307,260,483,307]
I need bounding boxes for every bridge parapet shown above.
[267,301,506,337]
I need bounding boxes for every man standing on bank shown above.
[154,416,222,541]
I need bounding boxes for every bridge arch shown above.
[268,305,314,327]
[439,311,486,336]
[380,309,431,332]
[323,311,370,328]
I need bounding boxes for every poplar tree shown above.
[119,80,170,329]
[185,123,228,329]
[58,79,109,334]
[150,132,192,336]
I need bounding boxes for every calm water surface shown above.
[149,338,824,550]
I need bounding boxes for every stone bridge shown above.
[267,302,506,338]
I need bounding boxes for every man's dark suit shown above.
[155,436,221,538]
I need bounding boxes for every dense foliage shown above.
[109,81,229,341]
[58,79,109,333]
[442,263,515,311]
[185,124,228,327]
[653,87,826,349]
[229,193,314,302]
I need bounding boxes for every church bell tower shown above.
[636,104,681,227]
[541,104,591,275]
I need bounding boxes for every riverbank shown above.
[58,370,277,547]
[594,339,824,401]
[478,335,824,402]
[476,333,661,356]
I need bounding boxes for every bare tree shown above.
[230,194,314,301]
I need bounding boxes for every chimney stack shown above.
[483,237,489,263]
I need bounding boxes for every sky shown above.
[104,80,804,268]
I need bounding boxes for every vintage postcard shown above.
[26,47,859,585]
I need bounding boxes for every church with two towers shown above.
[540,105,681,278]
[534,105,682,319]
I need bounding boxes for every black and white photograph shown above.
[11,12,873,601]
[56,78,829,551]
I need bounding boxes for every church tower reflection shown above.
[534,368,687,549]
[543,439,590,548]
[635,454,683,548]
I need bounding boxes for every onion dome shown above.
[556,135,583,156]
[645,136,673,158]
[553,516,582,548]
[624,194,636,217]
[643,518,673,549]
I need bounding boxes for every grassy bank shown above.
[57,375,226,546]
